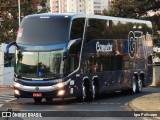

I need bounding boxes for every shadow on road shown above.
[12,87,159,105]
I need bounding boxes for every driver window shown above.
[68,18,85,73]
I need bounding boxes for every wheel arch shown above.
[134,72,138,81]
[82,76,90,88]
[92,75,99,88]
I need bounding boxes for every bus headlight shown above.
[54,79,71,88]
[14,82,23,88]
[56,83,65,88]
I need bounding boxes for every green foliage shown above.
[0,0,49,43]
[104,0,160,46]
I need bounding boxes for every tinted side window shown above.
[86,19,107,42]
[70,18,85,40]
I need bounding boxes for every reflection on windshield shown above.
[17,17,70,45]
[15,50,65,79]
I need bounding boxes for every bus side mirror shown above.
[5,41,18,58]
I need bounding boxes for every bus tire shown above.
[76,82,87,102]
[34,98,42,103]
[129,76,137,95]
[94,81,99,100]
[88,80,99,101]
[136,78,142,93]
[45,98,53,103]
[88,82,96,101]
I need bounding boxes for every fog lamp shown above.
[57,90,65,96]
[14,90,20,95]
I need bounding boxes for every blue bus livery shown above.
[7,13,153,103]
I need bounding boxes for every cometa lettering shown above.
[96,42,113,52]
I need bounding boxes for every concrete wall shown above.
[0,52,4,85]
[151,64,160,86]
[0,43,15,86]
[3,67,14,86]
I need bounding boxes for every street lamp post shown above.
[18,0,21,26]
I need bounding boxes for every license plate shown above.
[33,93,42,97]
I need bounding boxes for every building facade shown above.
[94,0,109,14]
[49,0,110,15]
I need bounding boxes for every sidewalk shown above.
[128,89,160,120]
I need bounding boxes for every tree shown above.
[104,0,160,46]
[0,0,49,43]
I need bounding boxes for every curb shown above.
[0,85,13,88]
[0,86,14,95]
[0,87,14,90]
[128,101,142,111]
[148,86,160,88]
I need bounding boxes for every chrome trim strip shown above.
[15,79,71,92]
[21,85,57,92]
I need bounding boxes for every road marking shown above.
[0,94,16,107]
[0,104,3,108]
[107,103,114,105]
[0,97,15,100]
[100,103,109,104]
[91,103,98,104]
[0,95,15,98]
[75,102,122,105]
[116,103,121,105]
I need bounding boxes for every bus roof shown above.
[25,13,152,25]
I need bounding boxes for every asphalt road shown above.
[0,87,159,120]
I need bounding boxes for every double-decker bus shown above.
[7,13,153,103]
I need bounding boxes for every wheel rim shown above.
[132,80,136,93]
[92,84,95,100]
[138,79,142,92]
[82,83,86,100]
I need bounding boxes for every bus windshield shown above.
[16,17,70,45]
[15,50,65,79]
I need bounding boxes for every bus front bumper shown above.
[13,80,76,98]
[14,88,68,98]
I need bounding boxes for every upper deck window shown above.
[16,17,70,45]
